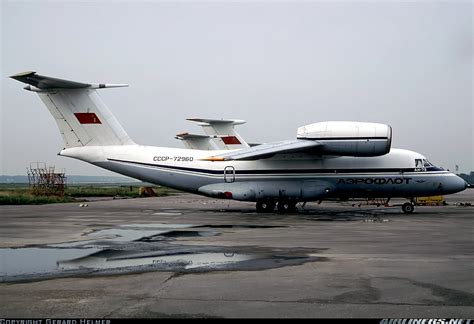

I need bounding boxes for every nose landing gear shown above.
[401,202,415,214]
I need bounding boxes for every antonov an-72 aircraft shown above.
[11,72,468,213]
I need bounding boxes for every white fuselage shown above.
[60,145,467,202]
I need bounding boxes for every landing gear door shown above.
[224,166,235,183]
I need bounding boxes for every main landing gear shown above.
[256,200,297,213]
[256,199,417,214]
[256,200,276,213]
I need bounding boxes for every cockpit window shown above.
[423,159,434,167]
[415,158,444,172]
[414,159,425,171]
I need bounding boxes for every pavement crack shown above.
[102,304,125,318]
[161,272,185,286]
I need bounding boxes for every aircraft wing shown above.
[203,139,321,161]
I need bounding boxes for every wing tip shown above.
[10,71,36,80]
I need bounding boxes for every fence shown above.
[27,162,66,197]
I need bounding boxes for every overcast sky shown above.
[1,0,472,176]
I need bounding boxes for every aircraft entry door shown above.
[224,166,235,183]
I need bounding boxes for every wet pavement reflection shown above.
[0,221,324,282]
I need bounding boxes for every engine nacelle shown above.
[297,121,392,157]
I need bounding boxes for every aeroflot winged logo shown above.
[74,112,102,124]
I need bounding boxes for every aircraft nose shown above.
[463,180,469,189]
[444,174,469,194]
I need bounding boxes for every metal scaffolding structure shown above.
[27,162,67,197]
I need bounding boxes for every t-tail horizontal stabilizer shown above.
[10,71,128,91]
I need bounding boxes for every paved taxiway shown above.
[0,191,473,318]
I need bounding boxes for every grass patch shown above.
[0,183,178,205]
[65,185,175,198]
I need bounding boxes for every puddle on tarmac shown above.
[0,222,323,283]
[139,230,219,241]
[59,251,257,271]
[50,223,199,247]
[197,224,285,229]
[88,228,172,242]
[120,223,195,229]
[0,247,100,277]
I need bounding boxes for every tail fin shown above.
[10,71,135,148]
[186,118,250,150]
[175,132,217,150]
